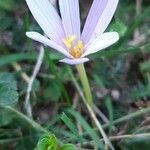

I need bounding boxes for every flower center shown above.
[62,35,84,58]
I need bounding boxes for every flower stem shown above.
[72,66,115,149]
[76,64,93,105]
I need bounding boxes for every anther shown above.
[68,35,76,43]
[77,41,84,49]
[62,39,72,49]
[62,35,84,58]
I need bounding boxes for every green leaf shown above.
[104,97,114,129]
[61,113,80,137]
[140,59,150,73]
[114,8,150,49]
[48,52,63,60]
[93,74,105,87]
[19,79,40,93]
[109,21,127,36]
[0,0,16,11]
[52,127,83,142]
[0,72,18,107]
[119,136,150,150]
[59,144,77,150]
[44,81,61,101]
[36,134,57,150]
[91,43,150,59]
[0,53,36,66]
[44,48,70,104]
[0,13,13,31]
[0,107,14,126]
[130,83,150,99]
[67,109,104,149]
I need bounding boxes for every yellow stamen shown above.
[62,39,72,49]
[68,35,76,43]
[62,35,84,58]
[70,46,82,58]
[77,41,84,49]
[63,35,77,49]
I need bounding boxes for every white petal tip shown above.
[59,58,89,65]
[26,32,30,37]
[26,31,37,38]
[113,32,120,41]
[83,32,120,57]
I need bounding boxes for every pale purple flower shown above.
[26,0,119,65]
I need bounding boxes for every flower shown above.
[26,0,119,65]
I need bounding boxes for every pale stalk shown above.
[25,46,44,118]
[76,64,93,105]
[75,64,114,150]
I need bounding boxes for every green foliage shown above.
[0,72,18,126]
[109,21,127,37]
[35,134,57,150]
[0,0,150,150]
[61,113,80,138]
[0,0,16,11]
[119,137,150,150]
[0,72,18,107]
[130,83,150,100]
[0,107,14,126]
[0,53,36,66]
[0,12,13,31]
[104,97,114,129]
[59,144,77,150]
[140,59,150,73]
[67,109,104,149]
[44,81,61,101]
[35,134,77,150]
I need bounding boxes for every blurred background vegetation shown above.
[0,0,150,149]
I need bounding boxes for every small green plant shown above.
[35,134,77,150]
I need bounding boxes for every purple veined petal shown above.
[82,0,107,44]
[26,0,65,44]
[82,0,119,44]
[59,0,81,39]
[82,32,119,57]
[26,32,73,58]
[59,58,89,65]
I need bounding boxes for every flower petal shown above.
[26,32,73,58]
[59,58,89,65]
[82,32,119,57]
[59,0,80,39]
[82,0,119,44]
[26,0,65,44]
